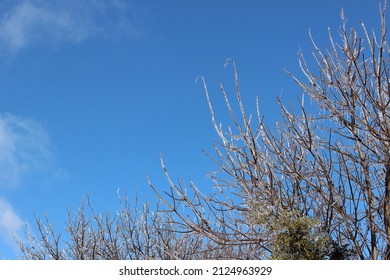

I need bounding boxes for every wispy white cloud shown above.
[0,197,25,257]
[0,113,54,189]
[0,0,140,53]
[0,113,67,258]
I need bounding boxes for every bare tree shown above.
[286,2,390,259]
[150,1,390,259]
[18,1,390,259]
[17,194,221,260]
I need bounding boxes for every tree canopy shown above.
[18,1,390,260]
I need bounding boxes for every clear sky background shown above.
[0,0,381,259]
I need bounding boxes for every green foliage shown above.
[269,211,329,260]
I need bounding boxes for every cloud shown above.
[0,113,67,258]
[0,197,25,256]
[0,113,53,189]
[0,0,140,52]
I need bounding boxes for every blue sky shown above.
[0,0,381,259]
